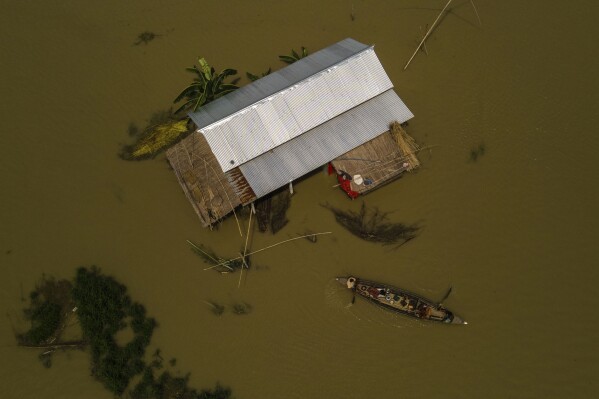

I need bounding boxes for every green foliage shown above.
[131,351,231,399]
[174,58,239,114]
[21,301,61,345]
[246,67,272,81]
[279,47,309,64]
[18,276,73,346]
[71,266,156,396]
[18,268,234,398]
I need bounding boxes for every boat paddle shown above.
[437,286,453,308]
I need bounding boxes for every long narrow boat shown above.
[336,276,466,324]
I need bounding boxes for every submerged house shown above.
[166,38,419,227]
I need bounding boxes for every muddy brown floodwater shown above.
[1,1,598,398]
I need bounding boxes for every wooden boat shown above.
[336,276,466,324]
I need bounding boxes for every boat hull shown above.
[337,276,466,324]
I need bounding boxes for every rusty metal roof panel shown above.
[238,89,413,199]
[225,167,256,205]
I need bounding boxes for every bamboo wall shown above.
[166,132,244,227]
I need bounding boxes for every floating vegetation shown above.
[188,241,248,273]
[120,109,191,161]
[203,300,253,316]
[204,300,225,316]
[469,143,486,162]
[279,47,309,64]
[324,202,420,247]
[133,31,159,46]
[232,302,252,315]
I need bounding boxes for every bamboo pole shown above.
[238,209,253,288]
[19,341,87,349]
[203,232,333,270]
[403,0,453,70]
[187,240,233,271]
[470,0,482,26]
[420,25,429,55]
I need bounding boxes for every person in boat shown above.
[367,287,383,298]
[337,169,352,181]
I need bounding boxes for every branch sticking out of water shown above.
[323,202,420,248]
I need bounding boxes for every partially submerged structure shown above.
[166,38,418,227]
[330,121,420,199]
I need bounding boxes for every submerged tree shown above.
[17,267,232,398]
[130,350,231,399]
[324,202,420,247]
[17,276,74,346]
[15,276,82,368]
[71,266,157,395]
[188,241,249,274]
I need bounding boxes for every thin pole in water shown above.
[403,0,453,71]
[238,208,253,288]
[470,0,482,26]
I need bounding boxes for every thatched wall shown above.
[166,132,250,227]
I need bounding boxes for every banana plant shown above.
[279,47,308,64]
[246,67,272,82]
[173,58,239,114]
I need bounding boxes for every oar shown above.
[437,286,453,307]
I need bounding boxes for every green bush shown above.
[21,301,61,344]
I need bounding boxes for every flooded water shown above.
[1,0,598,398]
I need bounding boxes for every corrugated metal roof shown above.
[193,38,395,173]
[188,38,368,129]
[237,89,414,201]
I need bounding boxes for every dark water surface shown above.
[1,1,598,398]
